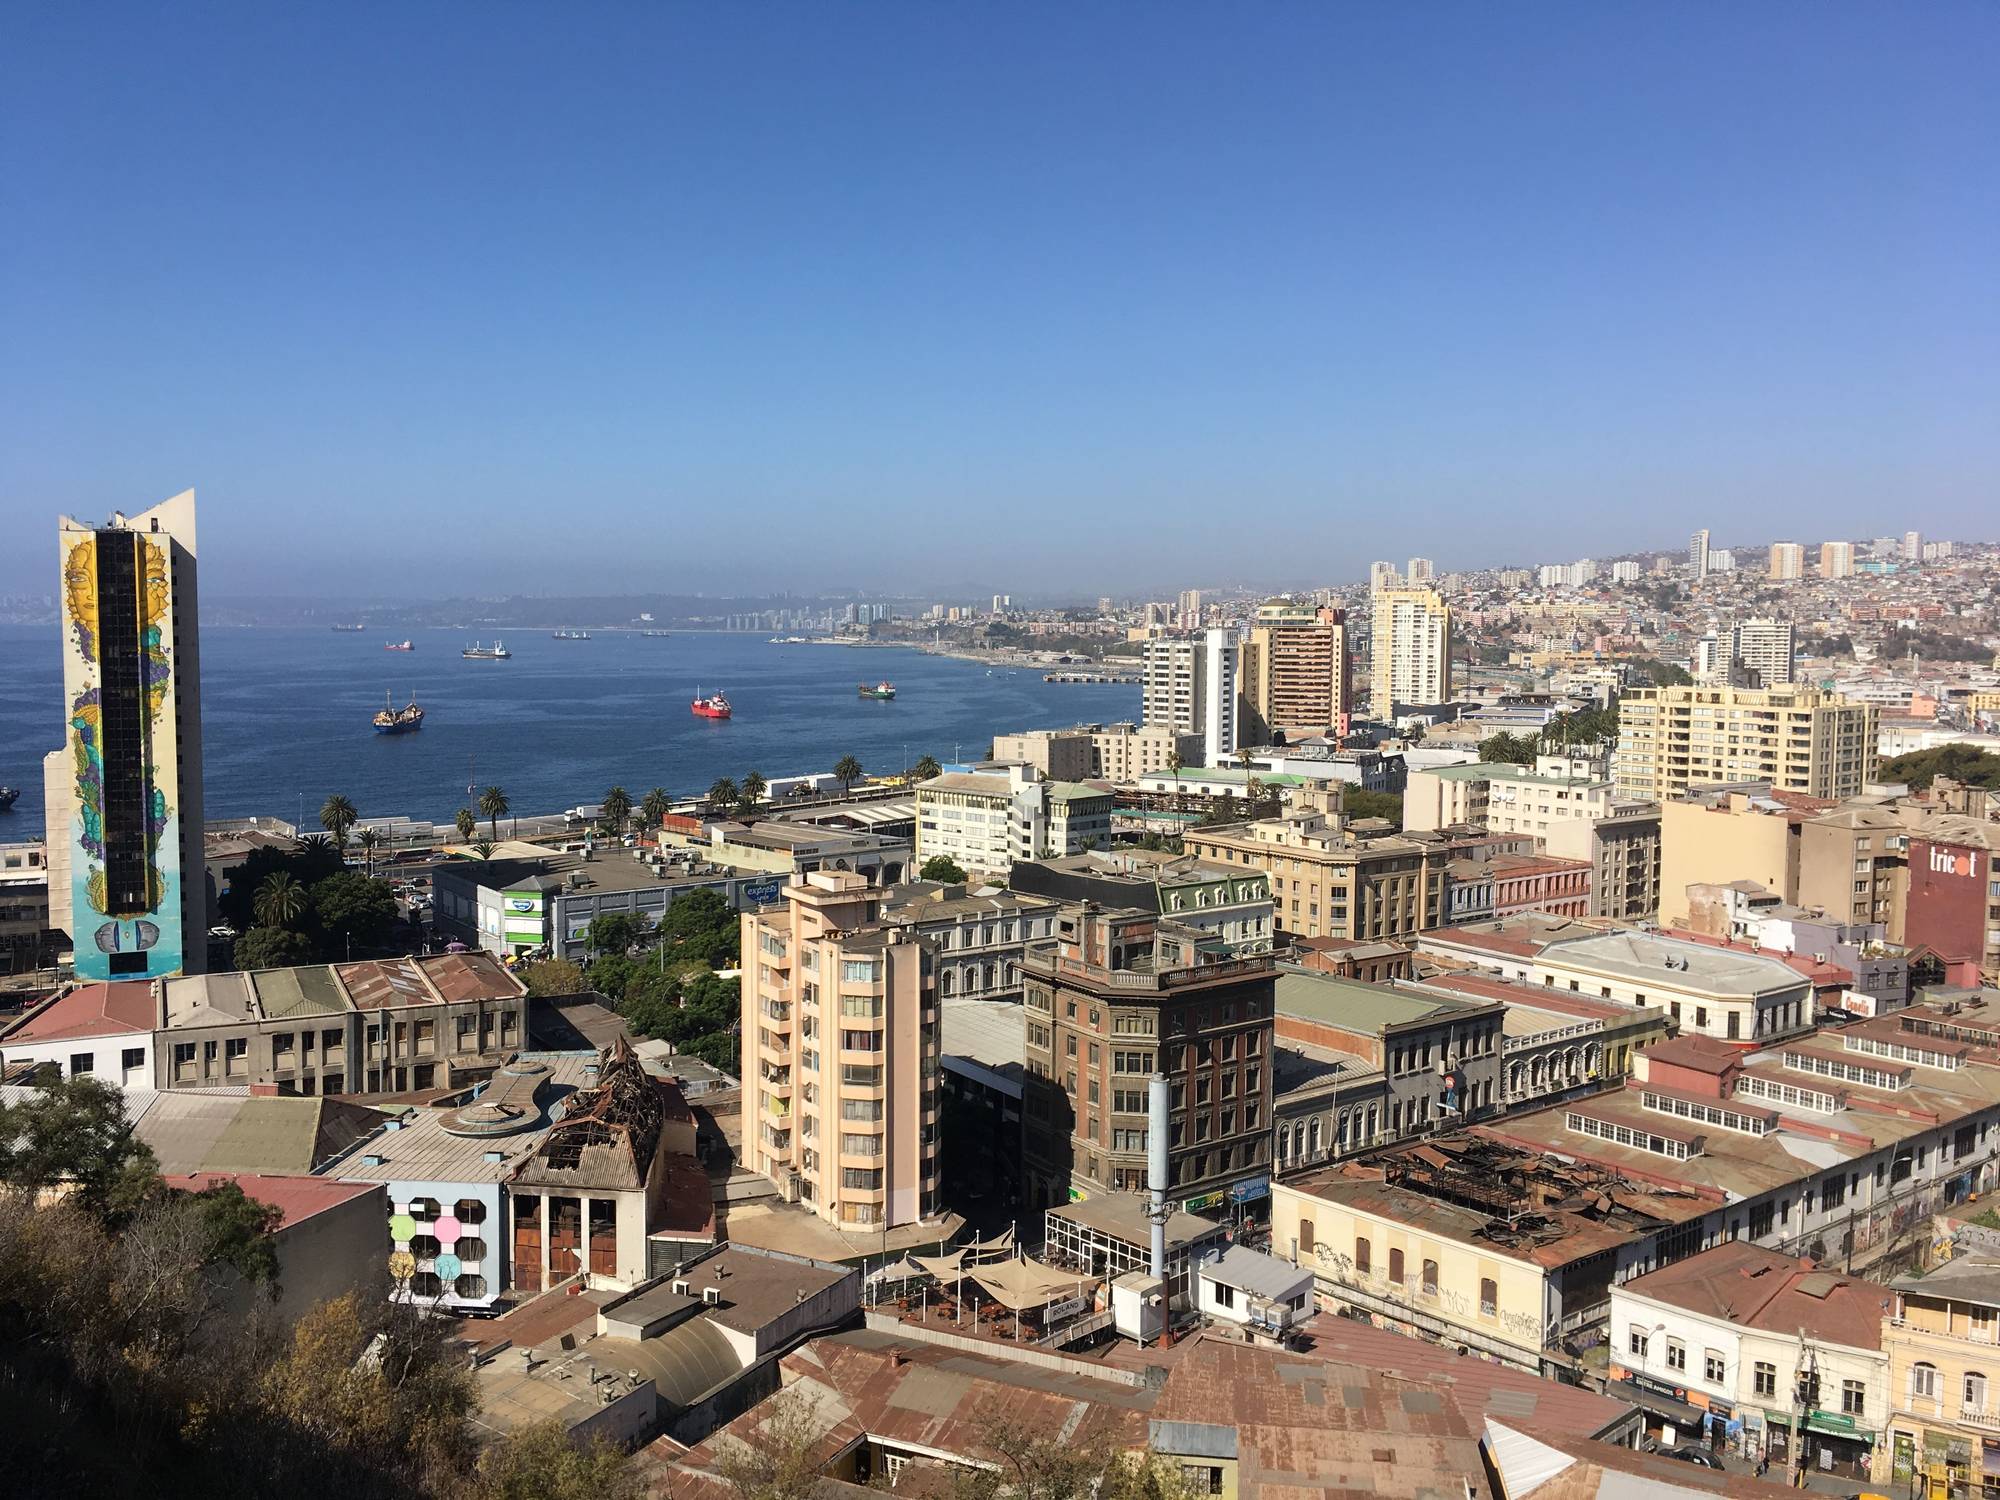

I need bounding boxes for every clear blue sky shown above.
[2,3,1994,599]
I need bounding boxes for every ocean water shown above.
[0,624,1138,830]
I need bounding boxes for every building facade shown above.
[1614,685,1879,803]
[1239,602,1349,744]
[1370,586,1452,710]
[914,767,1114,876]
[44,491,205,978]
[741,872,940,1229]
[1020,905,1276,1214]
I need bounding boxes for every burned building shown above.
[508,1038,698,1292]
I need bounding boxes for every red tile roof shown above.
[161,1172,381,1230]
[1,981,155,1045]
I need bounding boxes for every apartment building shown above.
[1614,684,1879,803]
[1185,798,1446,945]
[913,766,1113,875]
[1904,816,2000,985]
[1238,601,1350,744]
[990,722,1201,783]
[1010,847,1276,954]
[0,841,53,977]
[878,885,1059,1002]
[1689,529,1711,581]
[740,872,940,1230]
[1609,1243,1889,1474]
[1884,1258,2000,1494]
[1141,629,1238,763]
[1020,904,1276,1214]
[1769,542,1806,580]
[1370,586,1452,710]
[149,952,526,1094]
[1821,540,1858,579]
[1732,618,1797,689]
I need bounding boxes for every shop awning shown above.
[964,1255,1095,1312]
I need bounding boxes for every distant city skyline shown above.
[3,5,1994,597]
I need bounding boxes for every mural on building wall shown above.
[60,528,185,979]
[387,1194,493,1306]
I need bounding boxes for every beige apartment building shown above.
[1768,541,1806,580]
[914,766,1115,876]
[741,872,940,1230]
[1186,796,1446,944]
[990,722,1200,783]
[1613,683,1878,803]
[1238,600,1350,742]
[1369,586,1452,711]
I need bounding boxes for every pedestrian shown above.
[1756,1455,1769,1479]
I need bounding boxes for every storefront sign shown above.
[1228,1175,1271,1204]
[744,880,782,907]
[507,897,539,913]
[1183,1190,1225,1212]
[1045,1295,1089,1321]
[1807,1409,1858,1436]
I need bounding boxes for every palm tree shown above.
[478,785,509,844]
[320,794,358,851]
[912,754,942,782]
[639,787,671,829]
[740,770,767,811]
[1166,749,1185,821]
[603,785,633,836]
[455,807,477,843]
[254,871,306,929]
[707,777,738,815]
[356,825,384,876]
[833,755,864,794]
[472,839,496,860]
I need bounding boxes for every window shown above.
[1354,1236,1369,1274]
[841,1167,882,1190]
[1179,1466,1224,1496]
[841,959,881,983]
[1841,1380,1865,1417]
[1298,1219,1314,1255]
[1755,1362,1777,1398]
[1912,1363,1937,1401]
[1211,1281,1235,1309]
[1629,1327,1649,1359]
[1421,1259,1439,1297]
[1970,1372,1990,1413]
[1704,1350,1726,1384]
[121,1046,145,1073]
[1665,1338,1686,1372]
[68,1053,93,1076]
[1480,1278,1498,1316]
[1388,1248,1404,1286]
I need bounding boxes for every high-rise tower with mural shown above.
[43,491,205,979]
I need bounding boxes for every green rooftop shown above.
[1274,970,1474,1035]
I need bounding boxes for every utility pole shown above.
[1791,1326,1820,1489]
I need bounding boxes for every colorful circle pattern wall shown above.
[388,1195,490,1301]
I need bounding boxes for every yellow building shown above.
[1883,1258,2000,1496]
[1370,586,1452,711]
[1613,683,1878,803]
[1658,790,1803,927]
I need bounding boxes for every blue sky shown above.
[1,3,1994,599]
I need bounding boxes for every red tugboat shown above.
[691,690,732,720]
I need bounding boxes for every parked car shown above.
[1666,1448,1724,1470]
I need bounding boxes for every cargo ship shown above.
[372,692,425,735]
[462,641,511,659]
[0,786,19,813]
[552,629,590,640]
[331,623,366,632]
[384,639,414,652]
[857,681,897,700]
[691,690,732,720]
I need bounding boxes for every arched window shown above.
[1309,1117,1323,1157]
[1967,1372,1987,1412]
[1365,1104,1378,1141]
[1421,1259,1439,1296]
[1481,1278,1498,1315]
[940,968,955,996]
[1531,1056,1547,1090]
[1388,1248,1405,1285]
[1336,1113,1350,1150]
[1354,1236,1371,1274]
[1508,1061,1525,1097]
[1912,1362,1938,1401]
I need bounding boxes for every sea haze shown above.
[0,626,1138,829]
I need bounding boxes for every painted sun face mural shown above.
[60,527,184,979]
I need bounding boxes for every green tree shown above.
[1166,749,1185,819]
[1882,744,2000,791]
[913,754,943,782]
[474,1419,640,1500]
[254,871,308,929]
[740,770,767,812]
[920,855,968,884]
[454,807,477,843]
[355,825,384,877]
[639,787,672,828]
[833,754,864,793]
[472,839,497,860]
[520,957,586,997]
[319,794,359,851]
[311,872,400,955]
[235,925,316,971]
[1341,787,1405,829]
[478,784,510,843]
[707,777,739,814]
[177,1178,286,1289]
[0,1075,159,1225]
[586,912,645,957]
[681,1029,740,1075]
[602,785,632,836]
[1478,732,1538,766]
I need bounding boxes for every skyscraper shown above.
[1142,629,1239,762]
[1819,540,1856,579]
[1370,586,1452,711]
[1368,561,1399,593]
[1238,603,1347,744]
[1405,557,1434,584]
[1902,530,1923,563]
[1688,528,1711,580]
[1732,618,1796,688]
[44,491,205,979]
[1767,542,1805,581]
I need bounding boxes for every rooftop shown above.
[939,997,1026,1084]
[160,1171,381,1230]
[131,1090,384,1176]
[321,1054,601,1185]
[0,980,154,1046]
[1049,1192,1230,1251]
[1621,1241,1888,1351]
[1274,970,1479,1036]
[608,1247,853,1340]
[1544,927,1813,1000]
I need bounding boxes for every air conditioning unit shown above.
[703,1286,722,1305]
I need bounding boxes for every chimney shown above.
[249,1080,281,1097]
[1147,1073,1171,1278]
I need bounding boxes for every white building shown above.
[1194,1244,1314,1339]
[0,979,154,1087]
[1611,561,1642,583]
[1141,630,1237,764]
[1406,557,1435,583]
[914,767,1114,875]
[1369,561,1400,594]
[1732,618,1797,689]
[1689,529,1711,580]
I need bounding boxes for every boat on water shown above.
[462,640,512,659]
[383,639,414,652]
[552,629,591,640]
[691,690,732,720]
[0,786,19,813]
[331,623,366,633]
[639,629,671,638]
[857,681,897,700]
[372,692,425,735]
